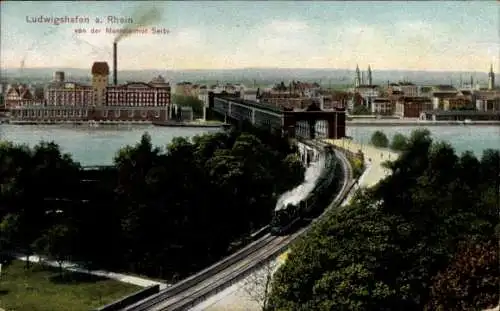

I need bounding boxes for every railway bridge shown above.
[208,92,347,140]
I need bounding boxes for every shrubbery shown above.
[370,130,389,148]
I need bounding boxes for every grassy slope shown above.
[0,260,139,311]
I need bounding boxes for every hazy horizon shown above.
[1,66,495,73]
[1,1,498,71]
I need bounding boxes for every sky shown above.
[1,1,499,71]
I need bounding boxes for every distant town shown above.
[0,63,499,125]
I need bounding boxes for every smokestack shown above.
[113,42,117,86]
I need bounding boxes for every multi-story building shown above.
[197,84,257,108]
[475,90,500,111]
[106,76,170,107]
[259,92,305,110]
[46,82,94,107]
[387,82,418,97]
[430,85,458,109]
[442,96,473,110]
[395,96,433,118]
[353,85,379,109]
[4,84,44,109]
[8,62,171,123]
[318,91,348,110]
[371,98,394,115]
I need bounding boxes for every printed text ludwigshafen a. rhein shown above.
[26,15,91,25]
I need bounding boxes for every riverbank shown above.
[347,120,500,126]
[152,120,225,128]
[7,120,153,126]
[4,120,226,128]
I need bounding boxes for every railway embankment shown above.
[121,140,353,311]
[187,142,356,311]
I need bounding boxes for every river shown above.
[0,124,498,165]
[347,125,500,157]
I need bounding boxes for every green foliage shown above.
[390,133,408,151]
[268,128,500,311]
[349,157,365,179]
[351,104,371,115]
[370,130,389,148]
[425,240,499,311]
[173,94,204,117]
[0,126,304,280]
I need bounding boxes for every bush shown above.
[351,157,365,179]
[390,133,408,151]
[370,131,389,148]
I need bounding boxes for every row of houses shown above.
[352,83,500,118]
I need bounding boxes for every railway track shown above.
[124,139,354,311]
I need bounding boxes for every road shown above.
[324,138,398,188]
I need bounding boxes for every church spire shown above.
[488,63,495,90]
[354,64,361,88]
[367,65,373,86]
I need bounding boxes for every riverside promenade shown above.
[323,138,399,189]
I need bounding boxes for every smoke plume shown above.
[114,7,163,43]
[20,27,59,71]
[72,33,111,57]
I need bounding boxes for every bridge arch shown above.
[283,102,346,140]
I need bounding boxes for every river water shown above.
[347,125,500,157]
[0,125,498,165]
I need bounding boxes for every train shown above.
[270,144,339,235]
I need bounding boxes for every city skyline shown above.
[1,1,499,72]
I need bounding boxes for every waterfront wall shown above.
[347,120,500,126]
[8,106,170,123]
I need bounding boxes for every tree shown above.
[0,123,305,281]
[351,104,370,115]
[172,94,204,117]
[0,213,21,257]
[390,133,408,151]
[425,240,499,311]
[370,130,389,148]
[33,223,75,276]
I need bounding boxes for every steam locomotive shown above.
[270,145,338,235]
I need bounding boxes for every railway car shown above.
[270,145,338,235]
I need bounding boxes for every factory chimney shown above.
[113,42,117,86]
